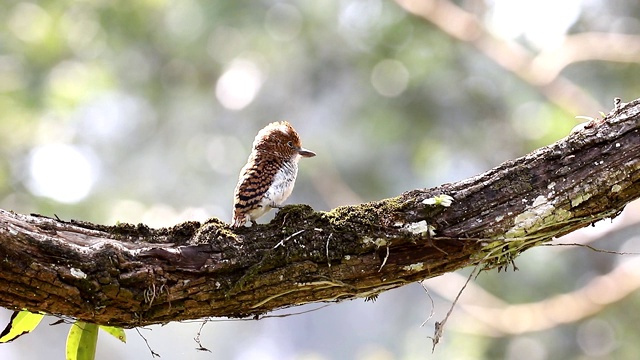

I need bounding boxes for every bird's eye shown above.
[287,141,294,148]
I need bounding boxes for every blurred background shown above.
[1,0,640,358]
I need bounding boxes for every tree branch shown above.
[1,98,640,328]
[394,0,603,115]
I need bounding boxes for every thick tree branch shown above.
[1,98,640,328]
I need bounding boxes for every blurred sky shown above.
[2,0,640,359]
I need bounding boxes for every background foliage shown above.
[1,0,640,359]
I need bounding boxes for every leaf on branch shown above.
[66,321,99,360]
[99,325,126,343]
[0,310,44,343]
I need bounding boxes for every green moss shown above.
[192,218,238,245]
[106,222,153,241]
[103,217,235,245]
[505,199,572,239]
[271,204,317,226]
[164,221,202,245]
[571,193,592,207]
[322,196,405,229]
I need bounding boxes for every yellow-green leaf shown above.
[99,326,126,343]
[0,310,45,343]
[66,321,98,360]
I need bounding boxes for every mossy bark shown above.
[1,99,640,328]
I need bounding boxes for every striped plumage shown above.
[232,121,315,228]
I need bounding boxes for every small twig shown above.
[193,320,211,352]
[428,265,479,352]
[325,233,333,267]
[274,230,306,248]
[48,317,75,326]
[542,242,640,255]
[182,304,333,324]
[144,282,156,307]
[378,246,390,272]
[420,281,435,327]
[135,328,161,358]
[426,223,448,255]
[257,304,332,319]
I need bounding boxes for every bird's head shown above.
[253,121,316,160]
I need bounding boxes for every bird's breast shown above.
[261,161,298,207]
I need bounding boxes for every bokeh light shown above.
[7,2,51,43]
[215,59,264,110]
[488,0,582,48]
[370,59,410,97]
[27,144,98,203]
[264,3,303,41]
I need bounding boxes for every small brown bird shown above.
[232,121,315,227]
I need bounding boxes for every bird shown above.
[232,121,315,227]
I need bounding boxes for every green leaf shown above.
[66,321,98,360]
[99,326,126,343]
[0,310,45,343]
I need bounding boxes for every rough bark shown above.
[1,98,640,328]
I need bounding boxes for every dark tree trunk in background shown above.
[1,99,639,328]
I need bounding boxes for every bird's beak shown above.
[297,147,316,158]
